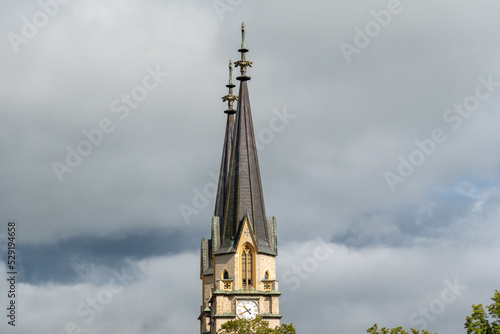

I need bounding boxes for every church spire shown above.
[199,24,280,334]
[219,23,275,255]
[214,61,237,223]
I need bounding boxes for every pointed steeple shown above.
[214,61,237,226]
[218,23,275,255]
[200,25,280,334]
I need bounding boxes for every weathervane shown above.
[222,60,237,114]
[235,22,253,81]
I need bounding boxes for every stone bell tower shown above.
[198,23,281,334]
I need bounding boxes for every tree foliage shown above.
[464,290,500,334]
[217,316,296,334]
[366,323,437,334]
[367,290,500,334]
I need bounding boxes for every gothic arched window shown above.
[241,244,253,288]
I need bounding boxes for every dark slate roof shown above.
[217,80,276,255]
[214,113,234,231]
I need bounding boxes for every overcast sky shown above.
[1,0,500,333]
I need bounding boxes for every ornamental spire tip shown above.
[222,59,237,114]
[235,22,252,81]
[241,22,246,49]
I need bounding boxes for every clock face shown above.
[236,300,258,320]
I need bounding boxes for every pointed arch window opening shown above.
[241,244,254,289]
[221,269,233,291]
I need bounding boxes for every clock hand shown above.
[238,309,251,316]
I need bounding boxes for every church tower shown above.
[199,23,281,334]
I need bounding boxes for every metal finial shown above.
[222,60,237,114]
[228,59,233,86]
[241,22,246,49]
[235,22,252,81]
